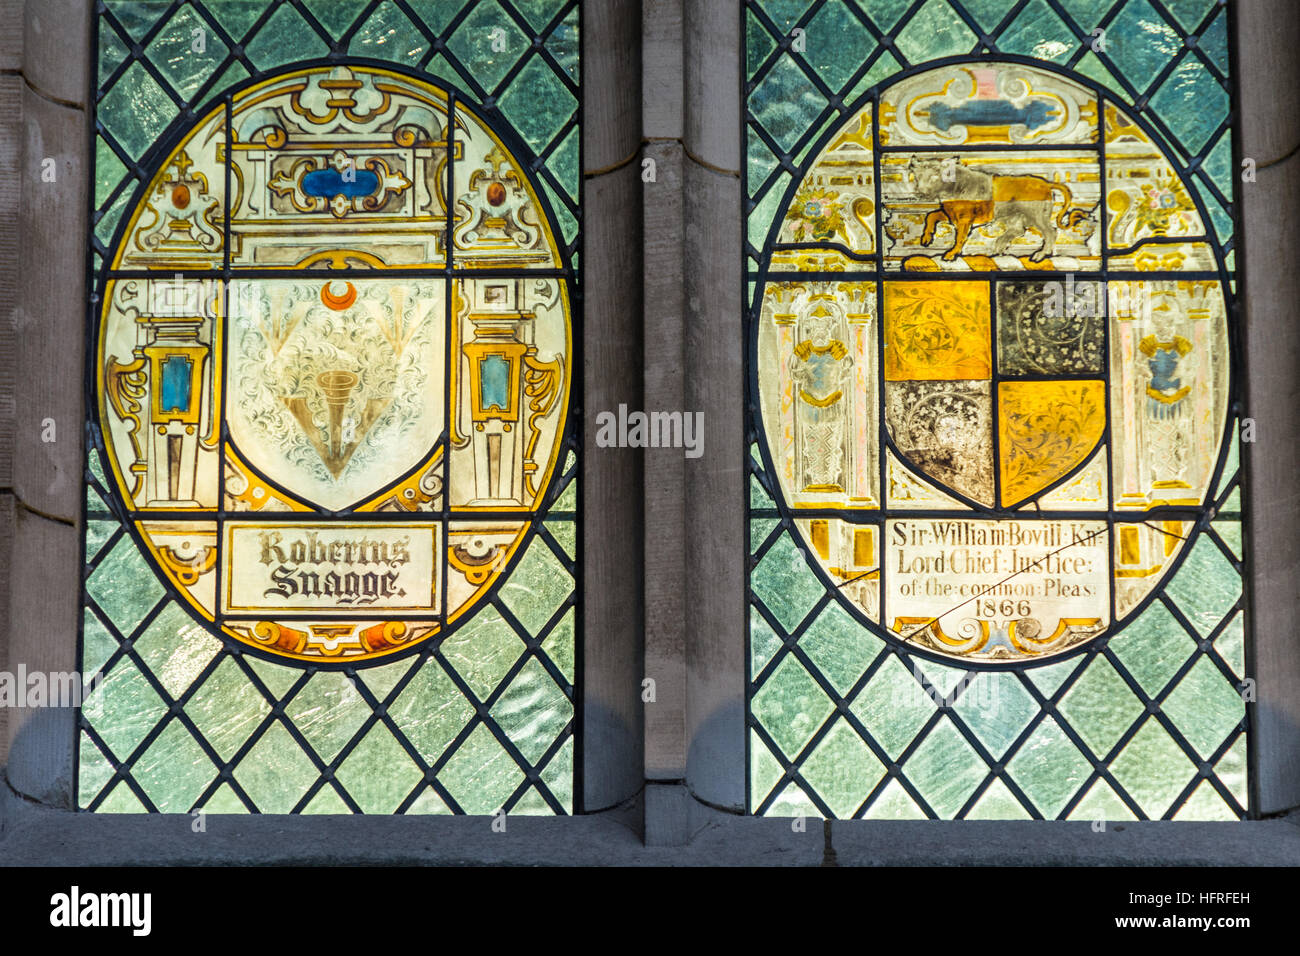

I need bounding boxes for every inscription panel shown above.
[223,523,439,614]
[886,518,1108,659]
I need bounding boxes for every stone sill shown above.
[2,783,1298,866]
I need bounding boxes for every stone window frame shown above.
[0,0,1296,864]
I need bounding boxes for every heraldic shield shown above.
[882,279,1105,509]
[225,278,447,512]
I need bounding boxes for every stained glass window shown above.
[745,0,1247,819]
[81,0,580,814]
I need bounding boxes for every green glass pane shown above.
[439,723,524,814]
[336,724,423,813]
[1067,779,1138,821]
[800,1,874,94]
[966,778,1032,820]
[751,729,787,807]
[86,481,111,513]
[1203,130,1235,204]
[542,178,578,245]
[285,670,373,764]
[798,600,881,696]
[750,56,827,154]
[87,534,165,637]
[146,6,229,101]
[752,654,833,759]
[387,658,475,765]
[104,0,166,42]
[358,656,417,703]
[498,54,576,154]
[498,538,571,636]
[952,671,1038,760]
[750,605,783,679]
[133,601,221,700]
[84,518,119,563]
[82,607,120,679]
[1105,0,1181,95]
[541,606,575,685]
[757,0,817,32]
[766,781,822,817]
[446,0,528,95]
[746,9,777,79]
[997,0,1076,63]
[539,734,573,812]
[98,781,148,813]
[405,0,470,36]
[1025,655,1084,699]
[751,531,823,633]
[799,718,883,817]
[748,172,790,249]
[98,62,179,162]
[1110,717,1197,818]
[1214,520,1241,561]
[490,656,571,765]
[547,519,575,560]
[440,605,525,701]
[915,660,969,700]
[210,61,250,99]
[94,137,127,211]
[1173,779,1237,820]
[957,0,1015,32]
[1074,51,1124,96]
[550,125,579,202]
[301,0,363,36]
[1006,716,1091,818]
[1058,656,1145,758]
[98,22,130,87]
[245,655,301,701]
[94,186,130,246]
[1200,10,1228,73]
[510,786,553,815]
[893,1,977,64]
[1166,535,1241,636]
[1110,599,1197,697]
[748,127,780,197]
[844,50,901,103]
[303,784,352,814]
[750,472,776,509]
[243,4,329,73]
[78,732,117,808]
[407,786,453,814]
[1161,0,1217,34]
[198,783,248,813]
[1214,610,1244,676]
[750,516,779,553]
[203,0,266,44]
[132,718,216,813]
[350,1,428,65]
[1056,0,1112,32]
[231,722,319,813]
[862,778,927,820]
[1161,655,1245,759]
[849,653,935,759]
[83,656,167,761]
[861,0,912,33]
[1150,57,1228,157]
[185,656,272,762]
[551,472,577,512]
[902,717,987,818]
[1215,734,1247,807]
[547,11,579,82]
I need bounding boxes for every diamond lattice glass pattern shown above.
[745,0,1247,820]
[81,0,580,814]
